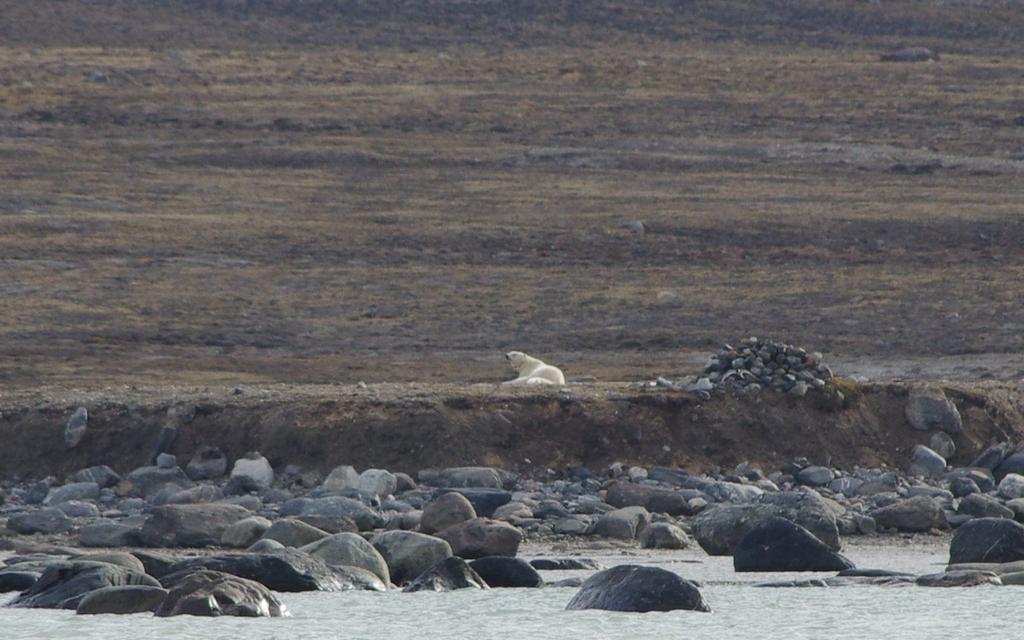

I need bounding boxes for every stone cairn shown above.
[702,337,834,396]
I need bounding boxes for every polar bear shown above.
[502,351,566,386]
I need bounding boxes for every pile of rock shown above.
[701,337,834,396]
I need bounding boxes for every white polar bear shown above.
[502,351,566,386]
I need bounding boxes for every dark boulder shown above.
[6,508,73,535]
[156,570,289,617]
[957,493,1014,519]
[402,557,489,593]
[163,549,385,592]
[529,558,601,571]
[76,585,168,615]
[565,565,710,613]
[733,517,855,572]
[8,561,160,609]
[950,518,1024,564]
[469,557,543,588]
[0,571,40,592]
[434,488,512,518]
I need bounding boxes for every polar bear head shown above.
[505,351,534,374]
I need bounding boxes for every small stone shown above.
[156,454,177,469]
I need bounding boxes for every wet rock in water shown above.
[357,468,398,499]
[916,570,1000,587]
[137,503,251,547]
[733,517,855,572]
[221,516,273,548]
[156,570,289,617]
[403,556,489,593]
[905,388,962,434]
[45,481,100,505]
[76,585,168,615]
[164,548,384,592]
[880,47,939,62]
[300,532,391,584]
[436,517,522,559]
[64,407,89,449]
[260,518,330,548]
[7,508,73,535]
[593,506,650,540]
[9,561,160,609]
[693,492,840,555]
[121,465,194,498]
[950,518,1024,564]
[530,558,602,571]
[870,496,944,532]
[370,530,453,585]
[185,446,228,480]
[796,466,834,487]
[230,452,274,488]
[930,433,956,460]
[419,491,477,534]
[909,445,947,477]
[281,496,385,531]
[469,556,543,588]
[638,522,691,549]
[434,488,512,518]
[565,565,710,613]
[69,465,121,489]
[0,571,40,592]
[957,493,1014,519]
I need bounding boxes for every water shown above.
[0,544,1007,640]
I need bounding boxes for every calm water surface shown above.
[0,544,1005,640]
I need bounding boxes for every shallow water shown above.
[0,544,1005,640]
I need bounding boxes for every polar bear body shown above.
[503,351,565,386]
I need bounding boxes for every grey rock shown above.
[566,565,710,613]
[261,519,330,548]
[606,482,688,515]
[733,517,854,572]
[995,452,1024,481]
[420,492,477,534]
[185,446,228,480]
[958,493,1014,519]
[998,474,1024,500]
[46,482,100,505]
[553,516,590,535]
[370,530,453,585]
[402,556,488,592]
[64,407,88,449]
[638,522,691,549]
[79,519,143,547]
[281,496,384,531]
[247,538,286,553]
[76,585,168,615]
[155,453,177,469]
[930,432,956,460]
[436,517,522,559]
[56,500,101,518]
[434,488,512,517]
[123,466,194,498]
[69,466,121,489]
[69,552,145,574]
[321,465,359,491]
[910,445,947,477]
[9,561,160,609]
[230,454,274,488]
[916,570,1000,587]
[7,508,73,535]
[166,484,224,505]
[905,388,962,434]
[469,556,543,588]
[300,532,390,584]
[0,571,40,592]
[221,516,272,548]
[870,496,944,532]
[138,503,251,547]
[796,466,834,487]
[950,518,1024,564]
[357,469,398,499]
[593,506,650,540]
[156,570,289,617]
[529,558,602,571]
[971,443,1010,470]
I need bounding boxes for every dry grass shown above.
[0,2,1022,387]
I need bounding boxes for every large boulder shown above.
[8,561,160,609]
[436,518,522,559]
[434,488,512,517]
[909,445,947,477]
[7,508,73,535]
[357,469,398,499]
[998,474,1024,500]
[469,557,543,588]
[76,585,168,615]
[605,482,688,515]
[950,518,1024,564]
[121,465,194,498]
[693,492,840,555]
[370,530,453,585]
[402,557,489,592]
[420,492,477,534]
[321,465,360,491]
[565,565,710,613]
[281,496,384,531]
[221,516,273,548]
[0,571,40,592]
[261,519,330,548]
[164,549,385,592]
[995,452,1024,481]
[870,496,944,532]
[69,465,121,489]
[156,570,289,617]
[958,493,1014,519]
[905,387,963,434]
[45,481,100,505]
[425,467,506,489]
[71,552,146,574]
[733,517,855,572]
[138,503,250,547]
[230,453,274,487]
[300,532,390,584]
[593,506,650,540]
[79,519,143,548]
[638,522,691,549]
